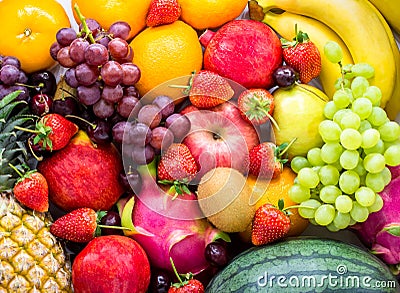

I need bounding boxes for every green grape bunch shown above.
[288,41,400,232]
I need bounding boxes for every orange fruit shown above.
[178,0,248,30]
[130,21,203,96]
[0,0,70,74]
[239,166,309,242]
[71,0,151,40]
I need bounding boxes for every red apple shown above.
[182,101,260,181]
[38,130,125,211]
[72,235,151,293]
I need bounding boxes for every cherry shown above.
[149,268,174,293]
[119,168,142,194]
[205,241,229,268]
[273,65,298,88]
[86,119,112,144]
[100,211,123,236]
[30,93,53,116]
[28,70,57,96]
[52,96,79,116]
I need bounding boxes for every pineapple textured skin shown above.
[0,193,72,292]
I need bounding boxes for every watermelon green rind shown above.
[206,237,399,293]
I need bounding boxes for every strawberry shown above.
[168,279,204,293]
[180,70,234,109]
[251,201,291,246]
[50,208,107,243]
[237,88,279,127]
[33,113,79,151]
[281,28,321,84]
[168,257,204,293]
[158,143,198,182]
[13,169,49,212]
[248,142,290,179]
[146,0,181,27]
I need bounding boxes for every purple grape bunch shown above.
[51,18,142,144]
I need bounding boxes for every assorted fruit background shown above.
[1,0,400,292]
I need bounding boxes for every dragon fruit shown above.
[117,160,227,275]
[353,165,400,267]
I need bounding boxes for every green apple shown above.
[272,83,328,158]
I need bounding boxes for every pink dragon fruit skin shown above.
[117,171,223,275]
[353,165,400,265]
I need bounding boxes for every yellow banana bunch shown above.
[259,10,353,99]
[367,0,400,120]
[253,0,397,108]
[368,0,400,35]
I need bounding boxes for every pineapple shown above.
[0,91,72,292]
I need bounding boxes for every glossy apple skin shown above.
[183,102,260,181]
[72,235,150,293]
[38,130,125,211]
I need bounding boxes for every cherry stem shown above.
[279,137,297,157]
[15,82,45,89]
[27,140,44,162]
[170,257,184,284]
[74,4,95,44]
[65,114,96,129]
[8,163,24,178]
[282,204,316,212]
[14,125,39,134]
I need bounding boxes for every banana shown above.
[255,0,397,107]
[260,10,353,99]
[366,0,400,119]
[368,0,400,35]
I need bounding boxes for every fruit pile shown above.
[1,0,400,292]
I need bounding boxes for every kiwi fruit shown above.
[197,167,256,232]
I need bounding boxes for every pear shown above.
[272,83,328,158]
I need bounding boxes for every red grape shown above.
[17,70,28,84]
[79,18,101,37]
[0,65,19,85]
[92,98,115,119]
[152,95,174,119]
[132,144,155,165]
[57,46,77,68]
[2,56,21,69]
[117,95,141,118]
[121,63,141,86]
[112,121,132,144]
[75,63,99,86]
[64,68,80,88]
[101,61,123,87]
[101,84,123,103]
[137,104,162,129]
[114,46,133,63]
[128,122,152,146]
[77,83,101,105]
[69,38,90,64]
[165,113,191,141]
[108,38,129,60]
[149,127,174,151]
[123,86,140,98]
[109,21,131,40]
[50,42,62,61]
[56,28,77,47]
[84,43,109,66]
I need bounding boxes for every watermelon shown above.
[206,237,399,292]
